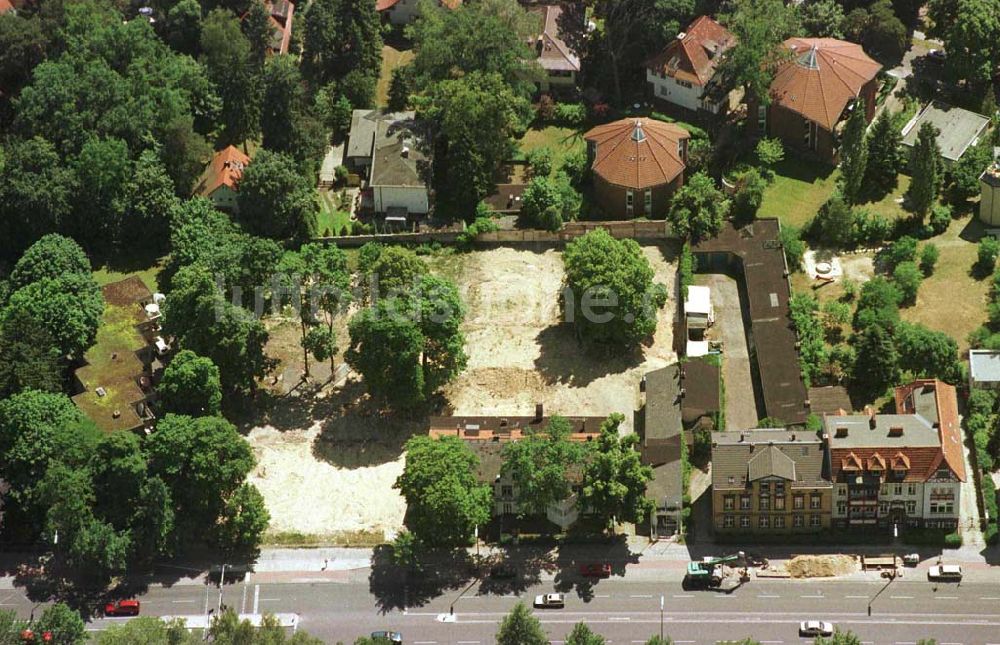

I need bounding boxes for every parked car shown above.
[928,564,962,581]
[488,564,516,580]
[799,621,834,637]
[927,48,947,64]
[104,600,140,617]
[533,593,565,609]
[579,563,612,577]
[370,631,403,644]
[903,553,920,567]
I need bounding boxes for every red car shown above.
[579,563,612,577]
[104,600,140,617]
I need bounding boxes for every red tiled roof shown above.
[830,380,966,484]
[645,15,735,86]
[769,37,881,131]
[584,118,689,190]
[377,0,461,11]
[0,0,14,14]
[895,379,966,483]
[530,4,580,73]
[194,146,251,198]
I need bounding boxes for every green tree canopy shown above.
[496,602,548,645]
[408,0,538,95]
[158,349,223,416]
[162,263,274,396]
[394,435,492,546]
[423,71,531,219]
[895,322,962,383]
[666,172,730,241]
[501,416,592,516]
[9,233,91,290]
[563,228,668,347]
[566,622,606,645]
[864,109,903,197]
[580,413,653,530]
[852,323,900,397]
[906,121,942,216]
[146,414,257,543]
[718,0,800,101]
[200,8,260,145]
[838,98,868,204]
[237,149,319,239]
[301,0,382,105]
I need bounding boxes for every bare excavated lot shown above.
[246,245,679,541]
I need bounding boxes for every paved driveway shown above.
[698,274,759,430]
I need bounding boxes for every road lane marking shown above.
[608,617,631,621]
[630,594,653,598]
[983,597,1000,600]
[456,641,479,644]
[413,641,436,644]
[594,594,610,598]
[758,594,780,598]
[935,596,959,600]
[171,600,195,604]
[845,595,868,599]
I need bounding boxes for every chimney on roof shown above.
[676,31,686,40]
[679,387,686,398]
[790,433,796,441]
[836,427,849,438]
[112,409,121,419]
[889,426,904,437]
[869,412,877,430]
[500,418,508,427]
[535,402,544,422]
[739,431,745,442]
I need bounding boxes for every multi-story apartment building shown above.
[712,429,833,534]
[824,379,966,530]
[428,408,604,530]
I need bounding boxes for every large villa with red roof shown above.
[824,379,965,531]
[583,117,689,219]
[750,37,882,164]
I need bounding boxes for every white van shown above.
[928,564,962,581]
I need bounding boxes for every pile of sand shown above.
[787,554,858,578]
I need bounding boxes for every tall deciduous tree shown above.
[933,0,1000,88]
[501,416,592,516]
[838,98,868,204]
[261,55,327,166]
[346,300,426,408]
[905,121,941,217]
[241,0,273,65]
[563,228,668,347]
[394,435,492,546]
[146,414,258,542]
[423,71,531,220]
[237,149,319,239]
[580,413,653,530]
[1,272,104,359]
[409,0,538,95]
[9,233,90,289]
[800,0,845,38]
[895,322,962,383]
[161,264,274,396]
[667,171,729,241]
[158,349,223,416]
[718,0,800,102]
[496,603,548,645]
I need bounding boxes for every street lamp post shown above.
[868,568,896,616]
[660,595,665,640]
[218,564,228,613]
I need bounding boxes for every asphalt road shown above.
[6,569,997,644]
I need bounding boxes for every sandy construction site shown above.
[247,245,679,540]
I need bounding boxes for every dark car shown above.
[370,631,402,644]
[489,564,517,579]
[579,563,612,577]
[104,600,140,617]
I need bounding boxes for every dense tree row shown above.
[396,415,652,547]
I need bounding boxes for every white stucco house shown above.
[644,15,737,114]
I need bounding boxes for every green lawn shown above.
[376,45,414,108]
[517,126,586,172]
[93,259,165,292]
[316,190,352,237]
[759,157,912,230]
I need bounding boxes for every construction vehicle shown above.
[683,552,745,589]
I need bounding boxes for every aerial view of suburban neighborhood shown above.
[3,0,1000,643]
